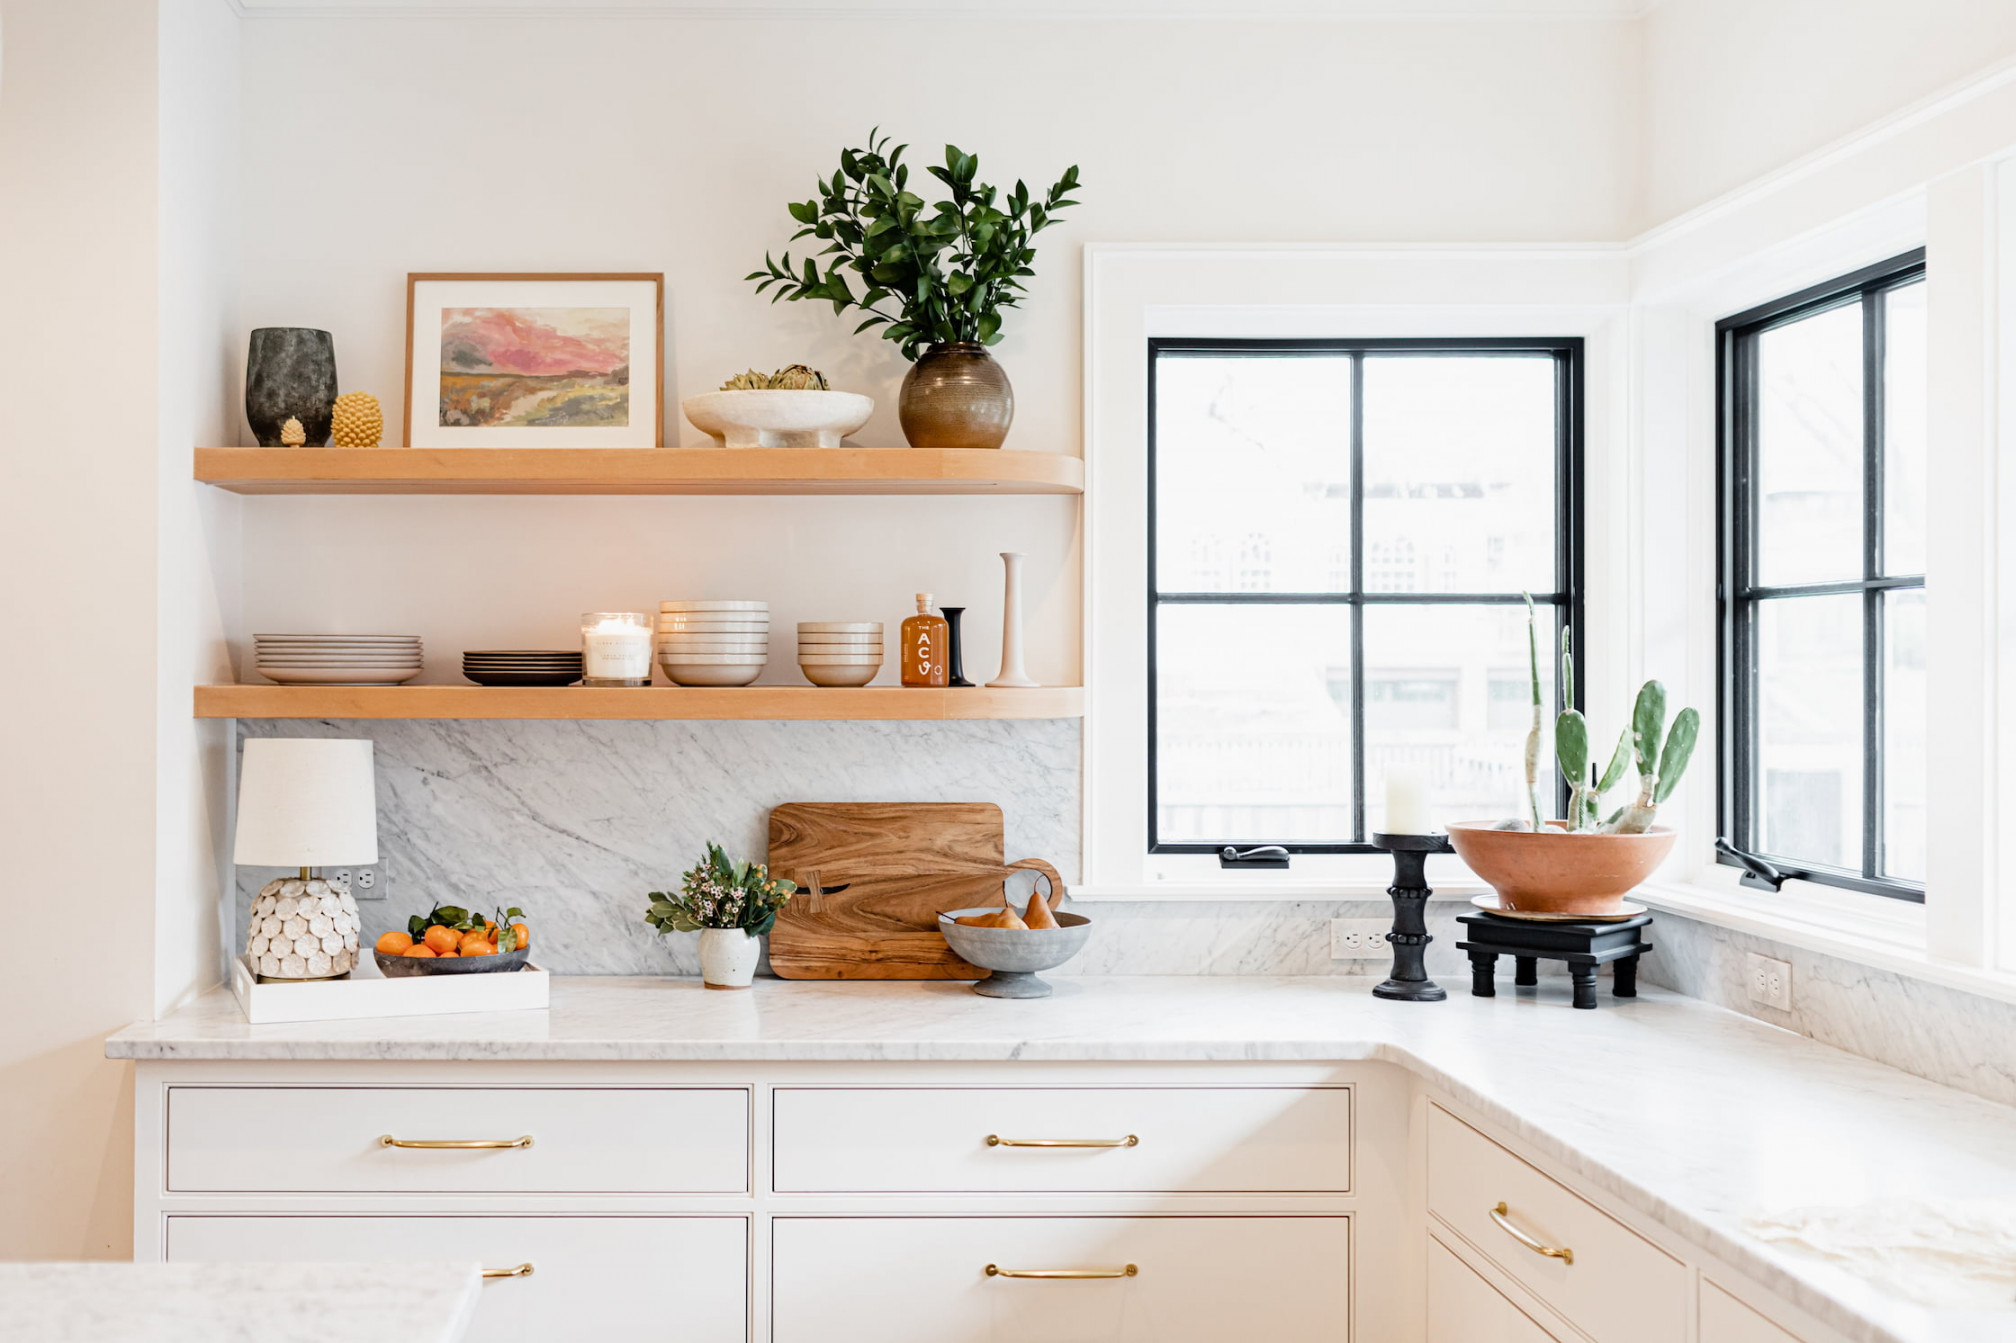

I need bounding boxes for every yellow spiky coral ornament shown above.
[330,391,384,447]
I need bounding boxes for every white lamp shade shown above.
[233,738,380,867]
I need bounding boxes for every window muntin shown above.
[1149,338,1582,853]
[1718,250,1926,899]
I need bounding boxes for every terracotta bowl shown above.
[1445,820,1676,915]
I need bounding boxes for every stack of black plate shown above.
[462,650,585,687]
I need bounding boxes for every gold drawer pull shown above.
[1490,1202,1574,1265]
[987,1263,1138,1280]
[379,1134,534,1150]
[481,1263,535,1280]
[986,1134,1139,1148]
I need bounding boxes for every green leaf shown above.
[1555,708,1589,784]
[787,200,816,225]
[1631,680,1668,778]
[1653,707,1700,803]
[1596,726,1633,793]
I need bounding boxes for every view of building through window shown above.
[1151,344,1575,850]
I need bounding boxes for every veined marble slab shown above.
[109,976,2016,1343]
[0,1260,481,1343]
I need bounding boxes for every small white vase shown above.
[986,551,1039,688]
[697,927,761,989]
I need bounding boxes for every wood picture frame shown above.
[403,272,664,447]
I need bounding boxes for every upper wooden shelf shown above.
[193,447,1084,496]
[195,684,1085,721]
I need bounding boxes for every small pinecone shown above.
[330,391,384,447]
[280,416,306,447]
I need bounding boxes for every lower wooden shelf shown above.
[194,684,1085,721]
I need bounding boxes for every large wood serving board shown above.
[765,802,1060,980]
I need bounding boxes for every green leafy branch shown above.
[746,129,1082,362]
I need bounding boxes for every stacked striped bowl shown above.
[254,633,423,685]
[658,601,768,687]
[798,622,884,687]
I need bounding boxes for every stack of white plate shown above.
[658,601,768,687]
[798,622,884,687]
[254,634,423,685]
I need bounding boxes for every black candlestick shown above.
[940,606,974,687]
[1369,832,1453,1002]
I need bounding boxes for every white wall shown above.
[156,0,241,1018]
[228,13,1636,684]
[1640,0,2016,227]
[0,0,162,1259]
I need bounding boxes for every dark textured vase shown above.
[898,342,1013,449]
[940,606,974,687]
[245,328,338,446]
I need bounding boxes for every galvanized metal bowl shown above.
[937,908,1092,999]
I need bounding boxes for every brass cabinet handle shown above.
[379,1134,534,1150]
[987,1263,1138,1280]
[1490,1202,1574,1265]
[986,1134,1139,1148]
[481,1262,534,1280]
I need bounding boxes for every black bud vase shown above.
[940,606,974,687]
[245,328,338,446]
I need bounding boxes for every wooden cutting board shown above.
[766,802,1061,980]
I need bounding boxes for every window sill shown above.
[1637,870,2016,1010]
[1072,879,1487,903]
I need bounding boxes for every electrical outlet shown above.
[1746,952,1792,1011]
[329,864,386,901]
[1330,919,1391,960]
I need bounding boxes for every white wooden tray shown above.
[229,953,550,1024]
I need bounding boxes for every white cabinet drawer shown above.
[1702,1280,1805,1343]
[166,1215,745,1343]
[1427,1106,1684,1343]
[1427,1235,1564,1343]
[166,1086,748,1193]
[772,1086,1351,1193]
[772,1215,1350,1342]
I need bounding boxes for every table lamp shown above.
[235,738,377,982]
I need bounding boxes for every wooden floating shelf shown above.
[193,447,1084,496]
[195,684,1085,721]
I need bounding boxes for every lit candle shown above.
[581,611,652,686]
[1384,763,1431,836]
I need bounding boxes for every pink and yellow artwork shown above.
[438,307,631,428]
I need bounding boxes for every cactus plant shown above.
[1525,598,1699,834]
[718,364,832,392]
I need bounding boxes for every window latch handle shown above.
[1219,845,1290,870]
[1715,838,1786,892]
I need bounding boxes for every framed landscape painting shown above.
[404,273,663,447]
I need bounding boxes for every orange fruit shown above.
[509,923,530,950]
[401,944,436,958]
[481,919,499,940]
[375,931,413,955]
[436,950,458,958]
[422,925,460,955]
[459,938,497,957]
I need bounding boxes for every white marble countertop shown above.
[0,1260,480,1343]
[108,976,2016,1343]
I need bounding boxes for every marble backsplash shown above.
[235,718,1081,977]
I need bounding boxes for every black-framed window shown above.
[1717,249,1927,901]
[1148,337,1584,854]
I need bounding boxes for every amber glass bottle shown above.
[900,593,950,687]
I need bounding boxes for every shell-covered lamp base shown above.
[246,876,361,981]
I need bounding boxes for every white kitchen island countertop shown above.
[0,1260,481,1343]
[109,975,2016,1343]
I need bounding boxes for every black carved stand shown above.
[1369,832,1453,1002]
[1455,912,1654,1010]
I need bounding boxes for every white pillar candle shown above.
[1384,763,1431,836]
[581,611,653,686]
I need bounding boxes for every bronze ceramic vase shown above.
[898,342,1013,449]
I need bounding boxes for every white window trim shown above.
[1081,244,1633,897]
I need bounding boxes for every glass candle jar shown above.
[581,612,652,686]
